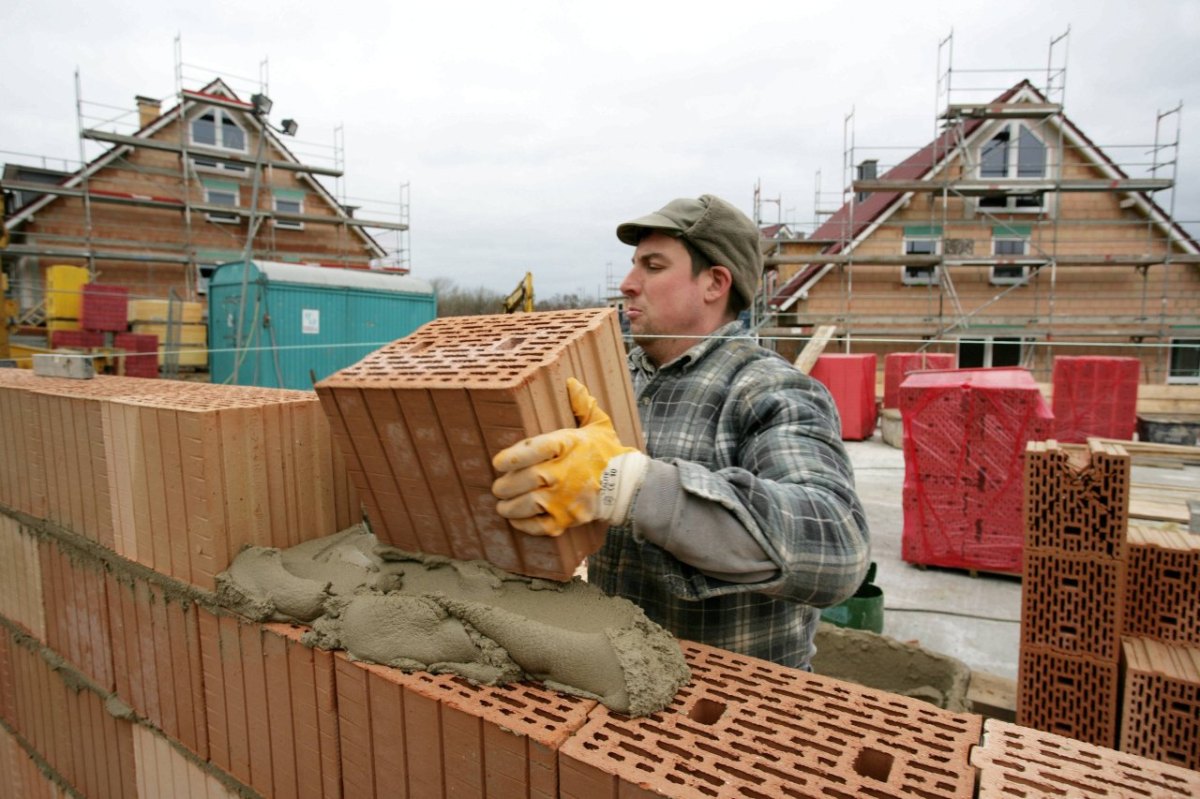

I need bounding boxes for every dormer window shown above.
[979,123,1048,212]
[190,109,248,173]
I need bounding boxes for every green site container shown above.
[208,260,436,389]
[820,562,884,634]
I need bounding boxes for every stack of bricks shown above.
[900,368,1053,574]
[79,285,129,333]
[315,308,642,582]
[809,353,878,440]
[1020,439,1130,748]
[113,332,160,378]
[1051,355,1141,443]
[1120,527,1200,770]
[883,352,955,409]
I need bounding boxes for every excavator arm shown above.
[502,272,534,313]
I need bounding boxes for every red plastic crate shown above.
[809,353,878,440]
[80,284,129,332]
[50,329,105,349]
[884,352,956,409]
[1052,356,1140,442]
[899,368,1053,573]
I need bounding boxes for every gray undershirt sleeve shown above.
[630,460,779,584]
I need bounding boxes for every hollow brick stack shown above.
[883,351,955,409]
[316,308,642,582]
[1020,440,1130,748]
[1051,355,1140,443]
[809,353,878,440]
[900,368,1053,573]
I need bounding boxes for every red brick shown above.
[1024,440,1130,560]
[560,640,981,799]
[1051,355,1140,442]
[1124,527,1200,645]
[196,608,230,770]
[39,537,114,691]
[1020,550,1124,662]
[1017,646,1119,749]
[1120,637,1200,770]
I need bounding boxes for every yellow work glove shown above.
[491,378,649,537]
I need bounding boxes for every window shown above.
[991,228,1031,285]
[902,226,941,285]
[273,191,305,230]
[1168,339,1200,384]
[203,180,240,224]
[978,123,1047,212]
[957,336,1031,368]
[190,109,249,174]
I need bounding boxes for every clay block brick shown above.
[559,640,982,799]
[1017,646,1119,749]
[0,516,46,640]
[333,650,596,799]
[0,627,13,727]
[1024,440,1130,559]
[132,724,241,799]
[1020,550,1124,662]
[1120,637,1200,770]
[1124,527,1200,645]
[1051,355,1140,443]
[39,536,114,691]
[1,722,66,799]
[316,308,642,582]
[810,353,879,440]
[883,352,955,409]
[972,718,1200,798]
[80,284,128,333]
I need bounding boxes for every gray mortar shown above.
[811,622,972,711]
[217,525,690,717]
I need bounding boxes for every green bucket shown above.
[820,562,884,634]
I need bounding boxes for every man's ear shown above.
[704,265,734,305]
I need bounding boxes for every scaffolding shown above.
[759,30,1198,380]
[1,36,411,315]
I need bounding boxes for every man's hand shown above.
[492,378,649,536]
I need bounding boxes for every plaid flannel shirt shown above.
[589,321,870,668]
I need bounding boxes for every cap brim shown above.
[616,211,685,246]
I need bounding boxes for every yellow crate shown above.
[45,265,90,320]
[158,344,208,368]
[127,299,205,325]
[46,318,82,333]
[131,322,207,346]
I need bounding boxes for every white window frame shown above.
[956,335,1034,369]
[977,122,1048,213]
[203,181,241,224]
[189,108,250,175]
[990,236,1030,285]
[273,192,305,230]
[902,236,941,286]
[1167,338,1200,385]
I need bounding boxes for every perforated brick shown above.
[1021,550,1124,662]
[317,308,642,581]
[1124,527,1200,645]
[1017,646,1119,749]
[972,718,1200,798]
[1024,440,1130,559]
[333,649,596,799]
[559,640,982,799]
[1120,637,1200,771]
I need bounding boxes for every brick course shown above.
[1120,637,1200,771]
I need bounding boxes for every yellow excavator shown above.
[502,271,534,313]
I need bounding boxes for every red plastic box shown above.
[1052,356,1139,442]
[114,332,158,378]
[883,352,955,409]
[80,285,129,332]
[810,353,878,440]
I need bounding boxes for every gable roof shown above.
[769,80,1198,311]
[6,79,386,259]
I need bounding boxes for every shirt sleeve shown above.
[628,361,871,607]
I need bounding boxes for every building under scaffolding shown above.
[1,38,411,330]
[760,32,1200,385]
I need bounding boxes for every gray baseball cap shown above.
[616,194,761,309]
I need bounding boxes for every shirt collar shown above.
[629,319,749,377]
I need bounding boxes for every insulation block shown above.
[333,650,596,799]
[1017,646,1119,749]
[971,718,1200,798]
[1020,550,1124,662]
[0,517,46,641]
[1051,355,1140,443]
[900,368,1053,573]
[1124,527,1200,645]
[1120,637,1200,771]
[316,308,642,582]
[809,353,878,440]
[1024,440,1130,560]
[883,352,955,409]
[558,640,982,799]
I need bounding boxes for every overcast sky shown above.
[3,0,1198,300]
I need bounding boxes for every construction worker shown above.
[491,194,869,669]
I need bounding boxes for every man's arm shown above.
[628,363,870,608]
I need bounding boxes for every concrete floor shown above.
[844,434,1023,681]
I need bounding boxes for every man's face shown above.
[620,231,718,364]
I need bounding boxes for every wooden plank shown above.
[793,325,837,375]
